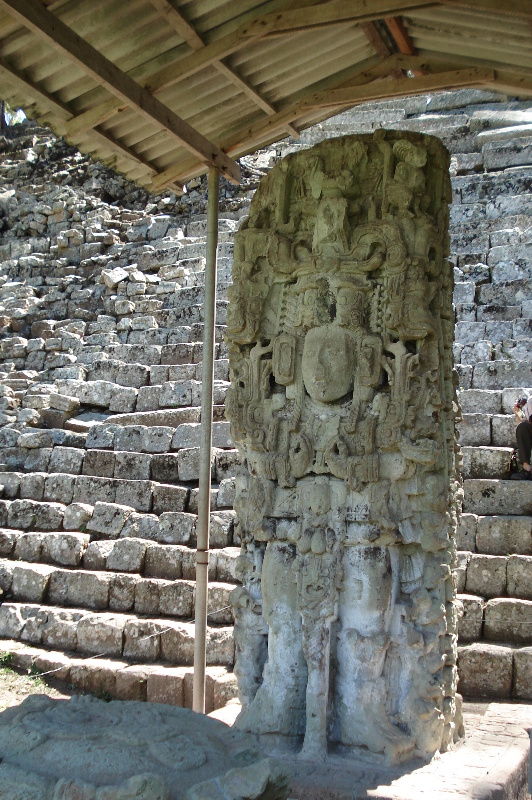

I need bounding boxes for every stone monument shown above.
[0,694,292,799]
[225,131,462,764]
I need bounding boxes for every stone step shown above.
[0,529,239,582]
[461,446,513,478]
[458,387,532,415]
[0,601,234,666]
[457,513,532,555]
[0,638,237,707]
[463,479,532,516]
[470,358,532,390]
[458,412,517,447]
[0,559,234,624]
[455,553,532,600]
[457,641,531,699]
[0,491,237,543]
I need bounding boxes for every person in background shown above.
[511,396,532,480]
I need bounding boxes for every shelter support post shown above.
[193,167,220,714]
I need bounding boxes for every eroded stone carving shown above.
[226,131,462,764]
[0,694,291,799]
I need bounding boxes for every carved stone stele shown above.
[225,132,463,764]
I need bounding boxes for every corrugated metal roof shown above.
[0,0,529,193]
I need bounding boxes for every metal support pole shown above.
[193,167,219,714]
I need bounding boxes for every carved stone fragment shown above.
[225,131,461,764]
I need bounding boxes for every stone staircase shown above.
[0,89,531,707]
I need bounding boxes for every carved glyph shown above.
[225,131,462,764]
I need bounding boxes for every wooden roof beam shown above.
[147,0,299,140]
[360,21,405,78]
[384,16,426,75]
[0,50,183,191]
[0,0,240,184]
[437,0,532,18]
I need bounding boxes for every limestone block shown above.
[159,580,195,617]
[110,387,139,415]
[49,569,110,610]
[160,621,195,664]
[0,602,24,638]
[513,647,532,699]
[207,582,234,624]
[19,606,48,645]
[107,537,147,573]
[109,573,138,612]
[141,425,174,453]
[41,608,86,651]
[460,340,493,366]
[69,658,128,696]
[188,488,218,514]
[24,448,52,473]
[465,553,507,597]
[73,475,117,505]
[158,511,196,545]
[120,512,160,541]
[123,619,162,661]
[217,478,236,509]
[17,430,54,449]
[454,323,487,347]
[49,393,80,413]
[101,266,129,288]
[14,532,45,562]
[491,414,518,447]
[83,540,114,571]
[43,473,75,505]
[134,578,163,615]
[114,664,156,701]
[85,423,117,450]
[79,380,115,407]
[152,483,188,514]
[82,448,116,477]
[463,480,532,517]
[502,387,532,414]
[484,598,532,643]
[114,451,152,480]
[159,380,192,408]
[476,515,532,555]
[150,453,180,484]
[456,513,477,551]
[86,501,135,538]
[473,360,532,390]
[12,563,55,602]
[172,423,201,450]
[214,450,240,482]
[115,479,153,512]
[76,613,127,657]
[116,363,150,388]
[20,472,45,500]
[41,532,89,567]
[146,667,187,706]
[461,446,512,479]
[456,594,484,642]
[215,548,240,583]
[0,528,20,556]
[457,643,513,697]
[458,414,491,446]
[507,555,532,599]
[209,511,235,548]
[144,543,183,580]
[0,472,21,498]
[113,425,144,452]
[454,552,470,593]
[63,502,93,531]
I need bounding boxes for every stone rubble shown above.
[0,87,530,708]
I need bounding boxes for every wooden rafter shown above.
[360,21,405,78]
[0,0,240,184]
[299,66,496,109]
[147,0,300,141]
[437,0,532,18]
[384,16,425,76]
[0,52,183,191]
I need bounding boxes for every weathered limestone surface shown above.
[0,694,291,800]
[226,132,460,763]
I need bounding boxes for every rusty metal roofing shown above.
[0,0,529,194]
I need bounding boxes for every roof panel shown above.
[0,0,529,191]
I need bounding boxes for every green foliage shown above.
[0,651,13,667]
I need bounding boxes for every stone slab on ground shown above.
[283,703,532,799]
[0,694,291,800]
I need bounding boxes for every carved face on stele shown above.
[302,324,355,403]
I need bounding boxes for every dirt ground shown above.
[0,661,81,712]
